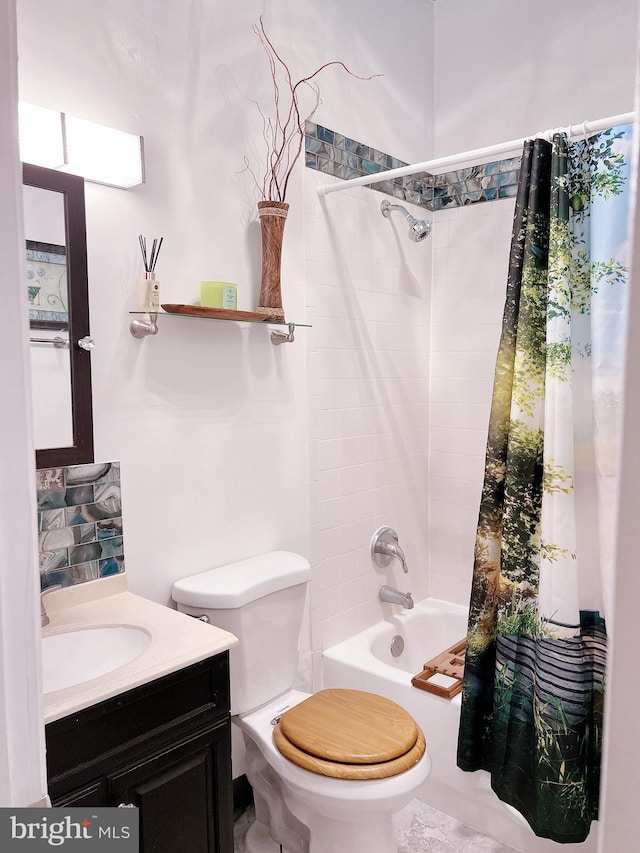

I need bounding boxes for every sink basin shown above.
[42,626,151,694]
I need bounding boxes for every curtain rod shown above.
[316,111,635,197]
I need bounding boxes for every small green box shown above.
[201,281,237,309]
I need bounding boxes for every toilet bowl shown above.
[237,690,432,853]
[172,552,431,853]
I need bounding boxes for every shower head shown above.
[380,199,431,242]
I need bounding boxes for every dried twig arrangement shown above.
[243,17,380,202]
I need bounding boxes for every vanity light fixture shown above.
[18,103,66,169]
[62,115,145,188]
[18,102,145,189]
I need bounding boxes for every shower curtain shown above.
[456,124,632,844]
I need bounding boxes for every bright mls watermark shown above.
[0,808,138,850]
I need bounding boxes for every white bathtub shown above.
[322,597,598,853]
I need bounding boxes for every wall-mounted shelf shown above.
[129,306,310,345]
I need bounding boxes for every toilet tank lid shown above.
[172,551,311,609]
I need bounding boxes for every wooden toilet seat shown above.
[272,689,426,780]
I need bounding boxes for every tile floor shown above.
[233,798,522,853]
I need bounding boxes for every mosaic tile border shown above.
[37,460,125,590]
[305,122,522,211]
[431,157,521,209]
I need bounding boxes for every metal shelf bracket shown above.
[130,313,159,338]
[270,323,296,346]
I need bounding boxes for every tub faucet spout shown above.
[379,585,414,610]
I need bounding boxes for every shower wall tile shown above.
[305,166,431,672]
[306,143,519,648]
[36,460,125,590]
[428,199,515,605]
[306,122,521,211]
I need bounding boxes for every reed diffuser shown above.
[137,234,163,311]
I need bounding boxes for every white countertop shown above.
[41,574,238,724]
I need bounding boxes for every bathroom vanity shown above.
[46,654,231,852]
[41,577,238,853]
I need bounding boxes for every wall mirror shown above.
[23,163,94,468]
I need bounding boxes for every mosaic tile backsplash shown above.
[37,461,124,590]
[305,121,521,211]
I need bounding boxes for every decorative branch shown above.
[246,17,381,202]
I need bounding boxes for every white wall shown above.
[597,24,640,852]
[0,0,47,806]
[15,0,433,786]
[16,0,432,607]
[429,198,514,604]
[434,0,638,156]
[305,172,431,686]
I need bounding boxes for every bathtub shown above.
[322,597,598,853]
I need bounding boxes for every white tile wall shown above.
[428,198,515,604]
[305,169,431,663]
[305,166,517,664]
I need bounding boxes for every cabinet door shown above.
[109,723,233,853]
[53,778,109,807]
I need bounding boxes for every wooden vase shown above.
[256,200,288,321]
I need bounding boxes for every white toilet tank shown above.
[172,551,310,715]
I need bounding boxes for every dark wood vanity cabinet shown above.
[45,652,233,853]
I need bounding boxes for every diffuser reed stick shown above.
[138,235,163,274]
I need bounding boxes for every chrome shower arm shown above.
[381,200,412,218]
[380,199,431,242]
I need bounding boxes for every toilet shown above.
[172,551,431,853]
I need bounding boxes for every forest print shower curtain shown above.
[457,125,632,844]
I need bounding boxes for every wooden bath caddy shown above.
[411,638,466,699]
